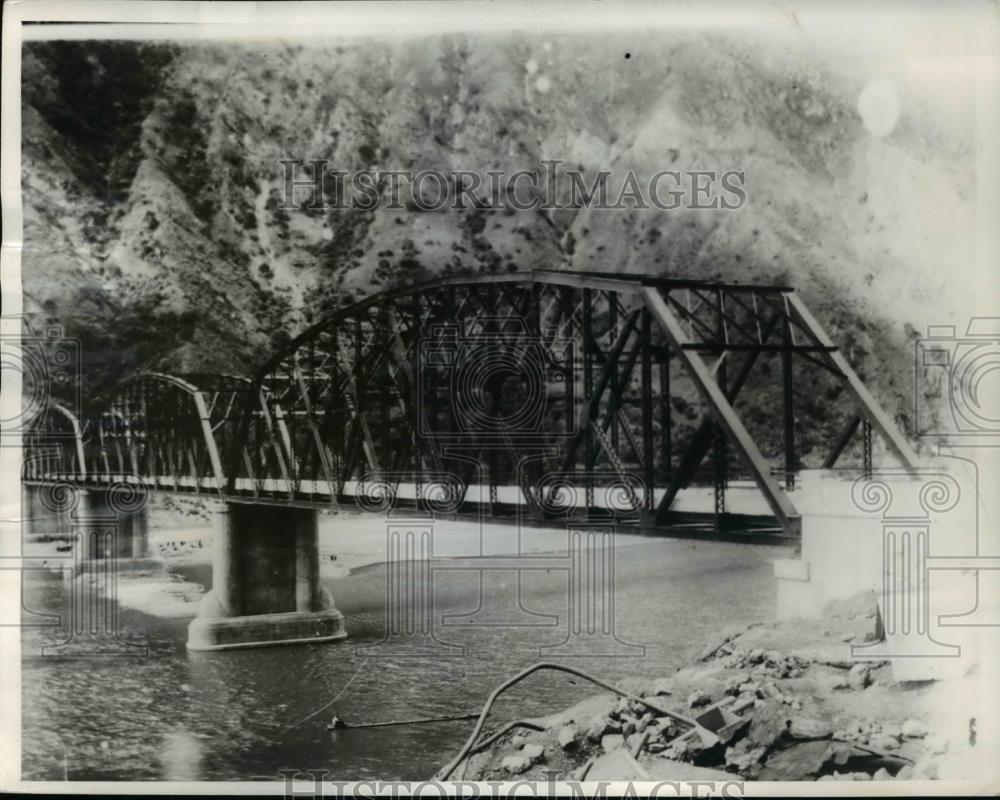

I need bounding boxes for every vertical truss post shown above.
[527,284,543,499]
[420,312,434,512]
[641,309,654,513]
[561,287,575,440]
[141,392,154,480]
[582,289,595,512]
[608,292,620,455]
[714,289,728,529]
[330,326,342,489]
[411,293,423,501]
[782,315,795,491]
[713,424,727,526]
[487,449,499,515]
[379,307,391,476]
[353,316,364,481]
[659,351,671,487]
[123,393,140,479]
[64,402,87,480]
[863,419,873,479]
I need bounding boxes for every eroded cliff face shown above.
[20,32,972,454]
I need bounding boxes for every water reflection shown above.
[160,729,204,780]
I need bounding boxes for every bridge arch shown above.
[228,269,919,536]
[22,400,87,481]
[76,371,252,494]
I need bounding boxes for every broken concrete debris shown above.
[687,689,712,708]
[557,725,581,750]
[787,717,833,740]
[586,714,616,742]
[901,718,928,739]
[520,743,544,762]
[463,632,932,782]
[501,754,531,774]
[848,663,872,690]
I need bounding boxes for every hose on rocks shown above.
[437,661,718,780]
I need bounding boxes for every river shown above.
[21,516,791,781]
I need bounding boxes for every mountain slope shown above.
[20,32,974,455]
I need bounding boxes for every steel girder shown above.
[21,270,921,537]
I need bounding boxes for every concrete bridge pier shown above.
[21,482,72,543]
[187,502,347,651]
[128,507,150,560]
[71,488,157,570]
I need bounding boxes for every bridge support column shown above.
[129,508,150,559]
[21,483,70,542]
[71,489,157,571]
[187,503,347,651]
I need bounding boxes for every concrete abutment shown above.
[772,468,984,682]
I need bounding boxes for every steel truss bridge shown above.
[23,270,919,539]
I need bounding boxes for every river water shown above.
[21,522,791,781]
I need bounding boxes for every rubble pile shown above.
[455,633,942,782]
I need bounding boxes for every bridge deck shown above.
[23,475,792,542]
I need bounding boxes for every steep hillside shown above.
[20,32,974,457]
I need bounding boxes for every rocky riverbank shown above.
[443,592,969,782]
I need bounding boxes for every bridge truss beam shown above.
[22,271,920,539]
